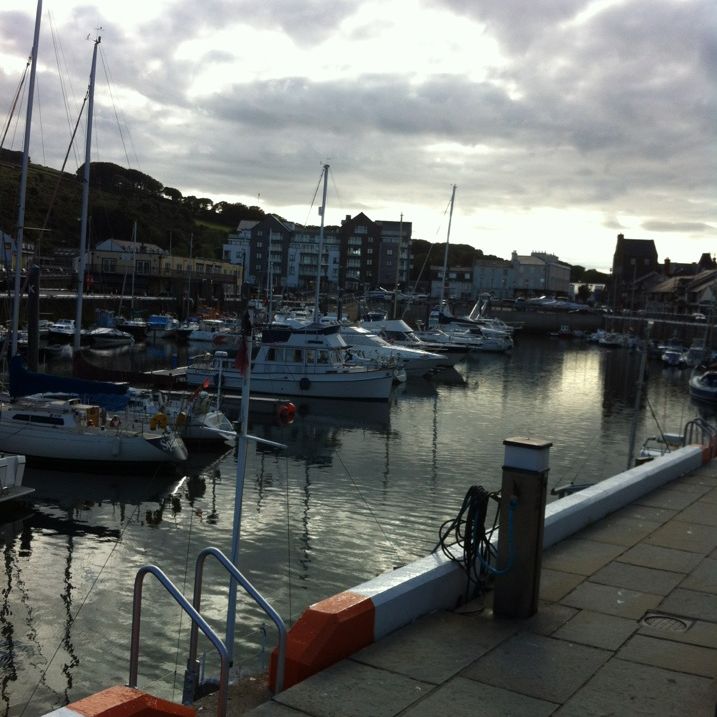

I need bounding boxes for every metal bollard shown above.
[493,437,552,619]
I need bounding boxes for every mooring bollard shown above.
[493,437,552,619]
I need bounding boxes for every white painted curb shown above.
[352,444,705,641]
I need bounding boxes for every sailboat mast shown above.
[73,34,101,353]
[313,163,329,323]
[130,220,137,314]
[392,213,403,320]
[10,0,42,357]
[438,184,457,310]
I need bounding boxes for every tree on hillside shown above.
[163,186,182,202]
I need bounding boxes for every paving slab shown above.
[401,676,557,717]
[681,556,717,593]
[616,542,704,573]
[678,501,717,527]
[553,609,638,650]
[577,515,662,547]
[645,519,717,554]
[617,633,717,677]
[611,503,678,524]
[351,610,516,684]
[539,567,585,602]
[589,560,685,595]
[679,474,717,488]
[556,658,715,716]
[461,633,610,703]
[522,603,578,636]
[561,580,662,619]
[635,486,704,511]
[660,587,717,622]
[272,660,432,717]
[542,538,625,575]
[694,485,717,504]
[246,701,311,716]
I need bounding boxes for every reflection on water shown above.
[3,336,715,714]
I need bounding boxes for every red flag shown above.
[234,335,248,373]
[191,376,211,399]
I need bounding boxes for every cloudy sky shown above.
[0,0,714,272]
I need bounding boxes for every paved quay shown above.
[202,459,717,716]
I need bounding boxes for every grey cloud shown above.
[642,220,714,233]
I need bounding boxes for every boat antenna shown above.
[74,33,101,353]
[313,163,329,323]
[10,0,42,357]
[438,184,457,314]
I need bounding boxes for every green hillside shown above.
[0,154,264,260]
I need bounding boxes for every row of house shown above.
[223,212,411,294]
[611,234,716,315]
[224,213,573,300]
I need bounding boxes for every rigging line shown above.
[7,73,28,152]
[171,491,196,703]
[283,449,293,625]
[99,46,133,170]
[20,464,167,716]
[302,167,324,227]
[40,93,88,233]
[0,55,30,150]
[645,395,668,445]
[334,451,406,566]
[48,10,80,167]
[35,74,46,166]
[328,166,342,210]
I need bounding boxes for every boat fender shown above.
[109,415,121,428]
[299,377,311,391]
[276,401,297,425]
[150,412,168,430]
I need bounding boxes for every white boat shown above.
[359,318,466,363]
[125,388,236,448]
[188,319,231,344]
[47,318,81,344]
[186,323,395,401]
[339,325,450,377]
[116,317,148,341]
[689,367,717,404]
[0,395,188,468]
[87,327,135,348]
[0,454,32,504]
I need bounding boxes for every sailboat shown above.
[186,165,395,401]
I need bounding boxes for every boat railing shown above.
[129,564,230,716]
[184,546,287,703]
[683,417,717,451]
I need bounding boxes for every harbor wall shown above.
[270,441,714,690]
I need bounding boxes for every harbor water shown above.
[3,335,715,715]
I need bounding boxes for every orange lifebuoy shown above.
[276,401,297,425]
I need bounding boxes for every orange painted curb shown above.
[68,685,195,717]
[270,591,375,690]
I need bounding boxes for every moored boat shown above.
[0,394,187,469]
[0,454,32,504]
[689,366,717,404]
[186,323,394,401]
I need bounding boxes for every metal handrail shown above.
[684,418,717,450]
[183,546,287,703]
[129,564,230,716]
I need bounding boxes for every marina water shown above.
[3,336,715,715]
